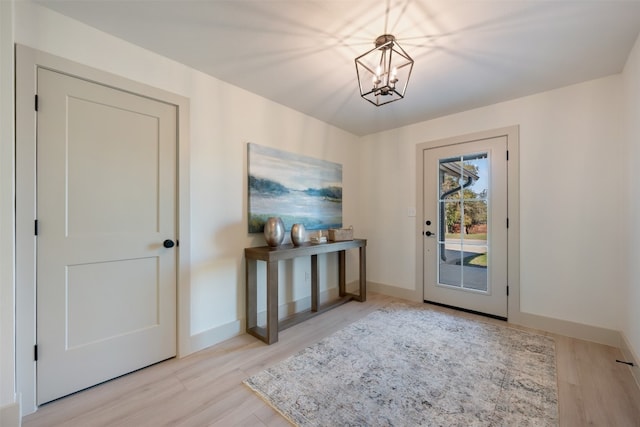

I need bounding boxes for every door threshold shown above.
[423,300,507,321]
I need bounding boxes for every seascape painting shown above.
[248,143,343,233]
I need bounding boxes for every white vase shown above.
[263,217,285,247]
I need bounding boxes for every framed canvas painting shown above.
[248,143,343,232]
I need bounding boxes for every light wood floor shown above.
[23,293,640,427]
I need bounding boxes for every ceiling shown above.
[35,0,640,136]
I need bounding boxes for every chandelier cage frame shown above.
[355,34,414,106]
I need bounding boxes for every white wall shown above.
[622,33,640,361]
[4,0,640,418]
[360,75,626,331]
[10,0,362,413]
[14,0,361,338]
[0,0,16,416]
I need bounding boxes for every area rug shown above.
[243,303,558,426]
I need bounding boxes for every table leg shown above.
[311,254,319,312]
[358,245,367,302]
[246,259,257,331]
[338,250,346,297]
[266,260,279,344]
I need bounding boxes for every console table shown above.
[245,239,366,344]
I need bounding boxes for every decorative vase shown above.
[263,217,285,247]
[291,223,306,246]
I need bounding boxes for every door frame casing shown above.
[15,44,191,415]
[415,126,520,320]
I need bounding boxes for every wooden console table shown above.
[245,239,366,344]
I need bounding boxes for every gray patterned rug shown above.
[243,303,558,426]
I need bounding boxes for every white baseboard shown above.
[256,287,342,325]
[0,400,21,427]
[350,282,639,395]
[620,332,640,390]
[510,312,622,348]
[185,286,348,356]
[367,281,422,303]
[189,281,638,396]
[186,319,243,355]
[368,281,623,348]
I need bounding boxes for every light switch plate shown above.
[407,207,416,217]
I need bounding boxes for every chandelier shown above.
[355,34,414,106]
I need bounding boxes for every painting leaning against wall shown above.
[248,143,343,233]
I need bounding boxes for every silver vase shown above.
[291,223,306,246]
[263,217,285,247]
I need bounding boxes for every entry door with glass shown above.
[423,136,508,318]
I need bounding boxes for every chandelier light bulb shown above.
[389,67,398,88]
[374,65,382,84]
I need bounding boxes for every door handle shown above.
[424,231,435,237]
[163,239,175,248]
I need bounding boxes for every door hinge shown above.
[34,345,38,361]
[506,150,509,161]
[34,219,39,236]
[506,286,510,296]
[35,94,39,112]
[506,218,509,228]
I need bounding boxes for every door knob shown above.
[425,231,435,237]
[163,239,175,248]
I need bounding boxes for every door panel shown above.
[66,258,160,349]
[66,96,160,235]
[36,68,177,404]
[423,136,507,318]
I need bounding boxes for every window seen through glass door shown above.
[438,153,489,292]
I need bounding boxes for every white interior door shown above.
[423,136,508,318]
[36,68,177,404]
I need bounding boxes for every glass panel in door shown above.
[438,153,488,292]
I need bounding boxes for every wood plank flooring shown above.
[23,294,640,427]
